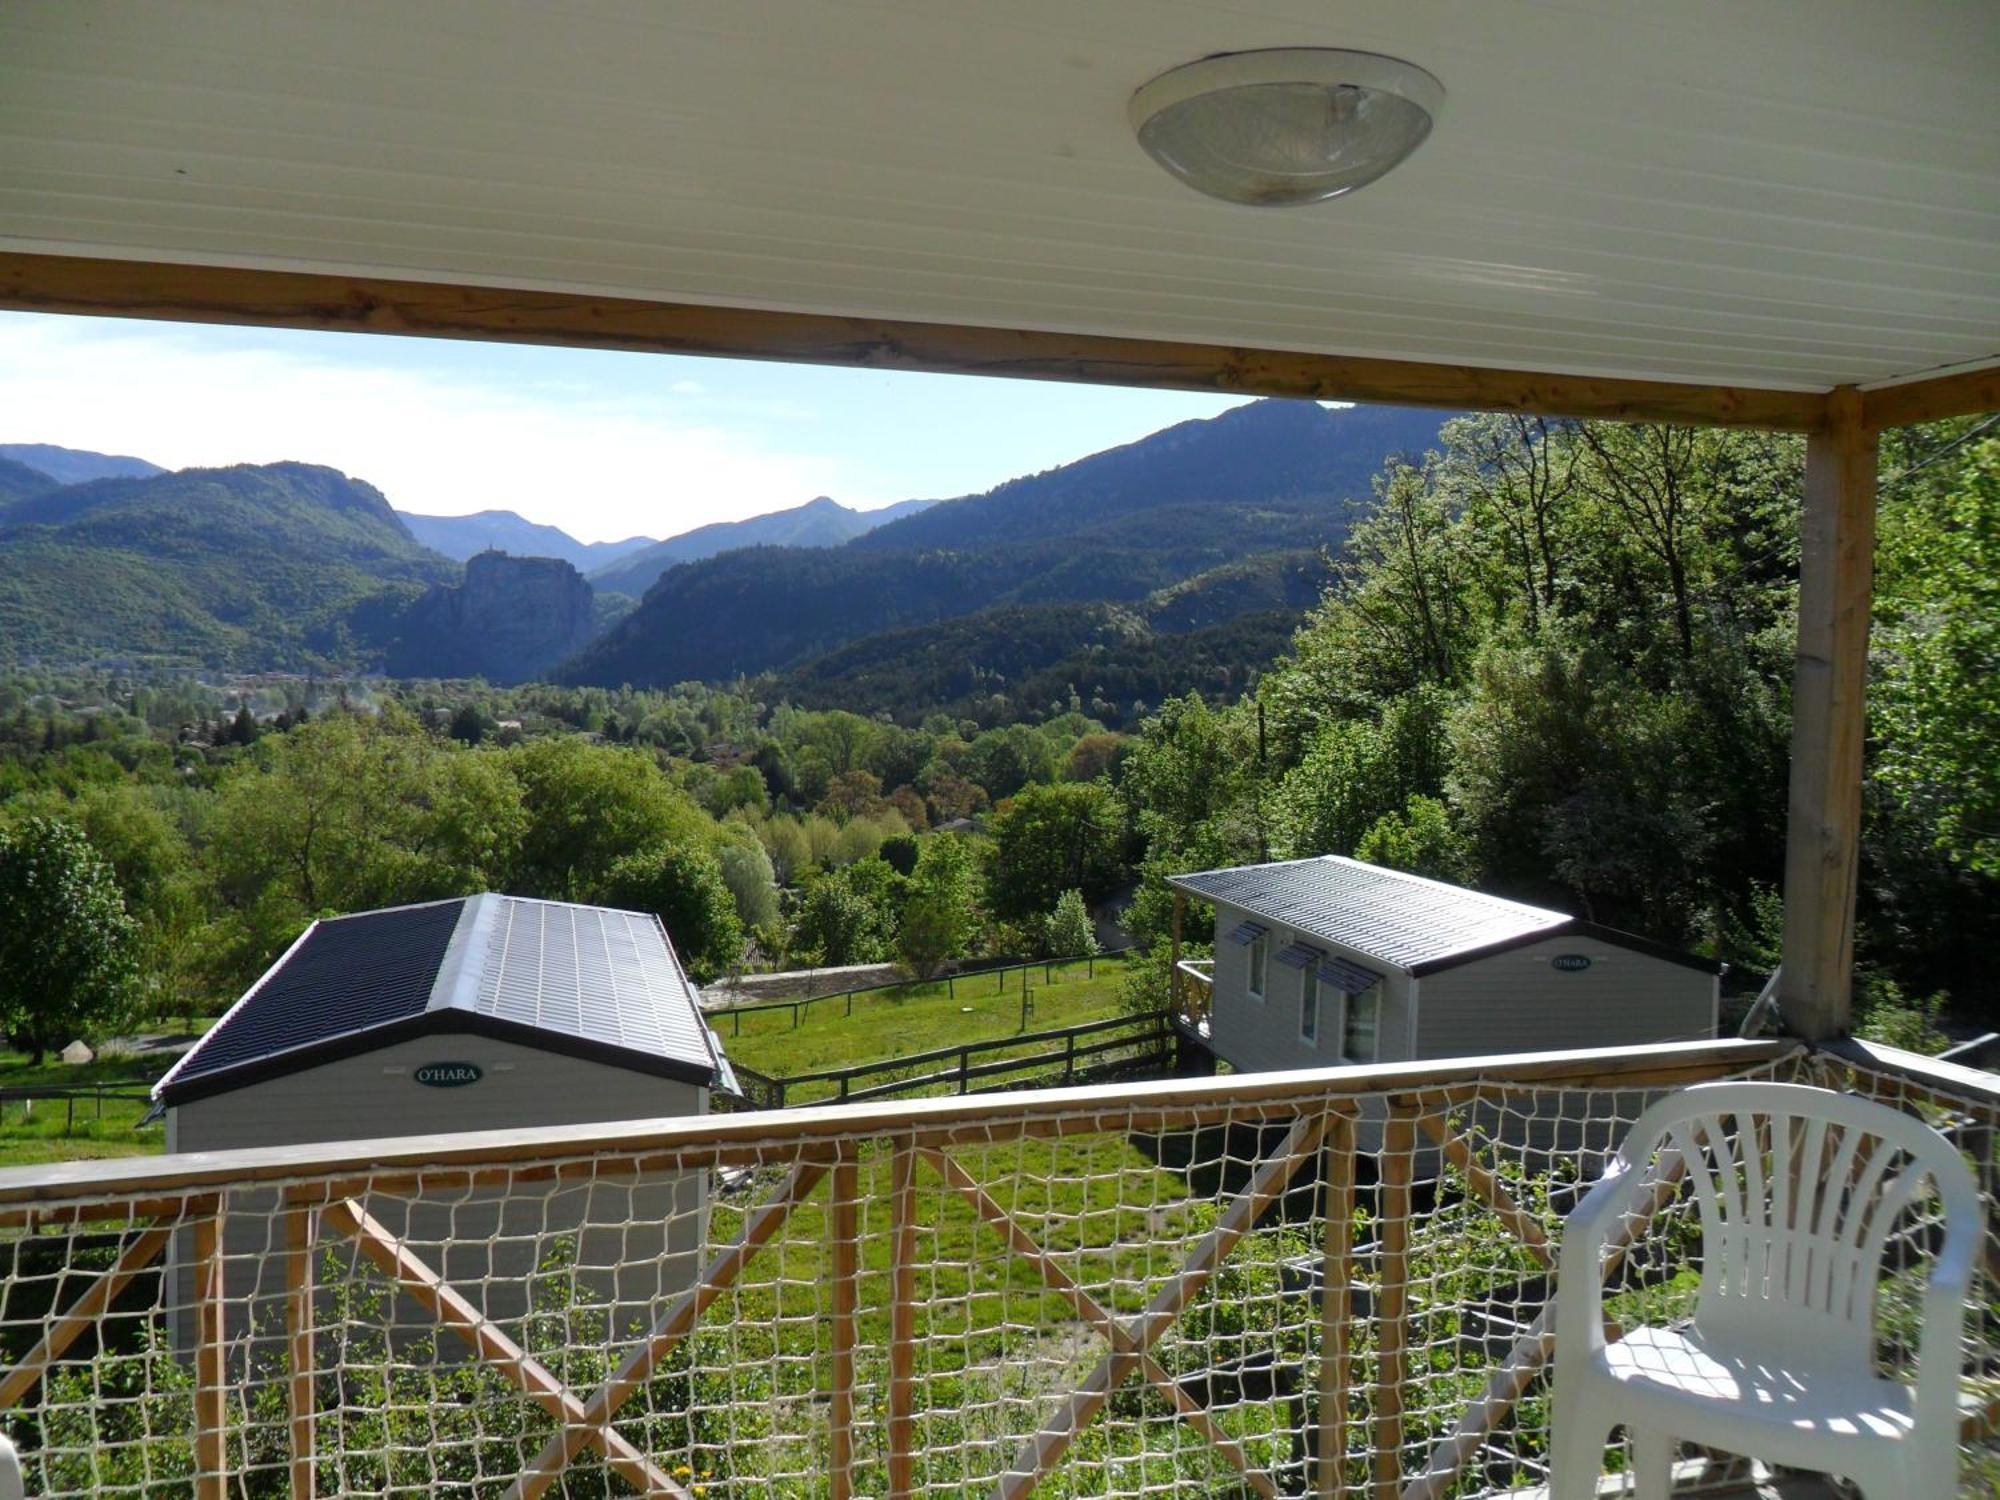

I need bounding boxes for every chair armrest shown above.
[1915,1230,1978,1426]
[1554,1159,1636,1357]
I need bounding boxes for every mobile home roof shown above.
[156,894,726,1105]
[1168,856,1721,976]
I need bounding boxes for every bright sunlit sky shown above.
[0,312,1256,544]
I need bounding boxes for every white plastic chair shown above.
[1549,1080,1980,1500]
[0,1433,20,1500]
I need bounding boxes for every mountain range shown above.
[396,509,655,573]
[562,400,1453,711]
[0,399,1452,704]
[588,495,933,597]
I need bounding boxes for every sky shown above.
[0,312,1257,544]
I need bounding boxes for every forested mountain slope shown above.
[564,400,1450,688]
[0,462,454,668]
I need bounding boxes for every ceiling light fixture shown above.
[1129,48,1443,207]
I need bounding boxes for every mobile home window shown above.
[1342,988,1378,1063]
[1248,936,1268,1000]
[1300,972,1320,1045]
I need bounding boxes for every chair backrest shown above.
[1611,1081,1983,1366]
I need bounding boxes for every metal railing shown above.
[0,1036,1991,1499]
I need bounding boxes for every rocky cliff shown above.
[388,550,597,683]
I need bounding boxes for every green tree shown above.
[792,858,901,967]
[588,843,744,982]
[1355,795,1475,884]
[1042,889,1099,960]
[0,818,138,1062]
[985,781,1125,924]
[715,839,781,930]
[207,712,526,967]
[897,835,981,977]
[507,736,705,898]
[1874,434,2000,879]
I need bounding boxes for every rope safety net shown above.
[0,1048,1991,1497]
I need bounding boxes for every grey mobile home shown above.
[154,893,733,1346]
[1169,856,1720,1075]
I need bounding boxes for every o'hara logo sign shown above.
[414,1061,483,1088]
[1550,954,1592,973]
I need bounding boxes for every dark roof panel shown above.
[156,894,723,1104]
[166,901,465,1088]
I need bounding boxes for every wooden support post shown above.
[829,1154,859,1500]
[285,1206,318,1500]
[1781,386,1877,1041]
[888,1140,920,1498]
[192,1209,228,1500]
[1375,1107,1416,1500]
[1171,889,1186,1016]
[1318,1110,1358,1500]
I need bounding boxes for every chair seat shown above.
[1598,1325,1917,1452]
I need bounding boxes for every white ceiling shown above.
[2,0,1995,392]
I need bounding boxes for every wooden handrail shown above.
[0,1038,1798,1219]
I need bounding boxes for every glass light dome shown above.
[1129,49,1444,207]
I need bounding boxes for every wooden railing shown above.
[1174,957,1214,1031]
[0,1036,1991,1498]
[728,1010,1174,1109]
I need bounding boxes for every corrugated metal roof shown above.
[1,2,1993,391]
[1169,856,1570,972]
[156,894,720,1103]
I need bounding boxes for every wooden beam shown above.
[1317,1110,1358,1500]
[1862,365,2000,431]
[0,1038,1798,1220]
[887,1140,920,1499]
[1780,386,1877,1041]
[1374,1108,1417,1500]
[828,1154,859,1500]
[510,1159,829,1500]
[192,1211,228,1500]
[285,1207,318,1500]
[999,1110,1331,1498]
[918,1147,1279,1497]
[0,250,1831,431]
[318,1199,688,1500]
[0,1222,173,1411]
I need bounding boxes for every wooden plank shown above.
[1415,1113,1555,1271]
[318,1199,688,1500]
[1780,385,1877,1041]
[510,1159,829,1500]
[829,1154,859,1500]
[0,1221,173,1410]
[999,1111,1331,1499]
[1374,1108,1417,1500]
[285,1207,317,1500]
[192,1210,227,1500]
[0,1039,1798,1217]
[888,1140,920,1499]
[0,251,1831,431]
[918,1147,1280,1497]
[1318,1110,1358,1500]
[1862,365,2000,431]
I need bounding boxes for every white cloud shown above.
[0,319,843,542]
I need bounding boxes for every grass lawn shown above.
[715,954,1140,1087]
[0,1047,168,1168]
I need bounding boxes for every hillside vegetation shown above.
[0,463,453,668]
[564,400,1450,687]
